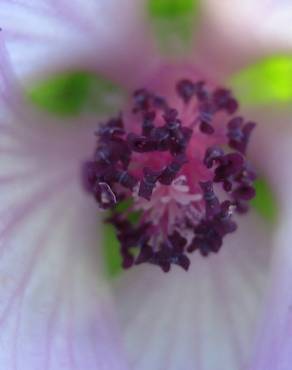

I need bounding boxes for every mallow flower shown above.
[0,0,292,369]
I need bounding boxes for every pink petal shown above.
[195,0,292,78]
[114,212,272,370]
[250,216,292,370]
[0,0,159,87]
[0,55,129,370]
[247,117,292,370]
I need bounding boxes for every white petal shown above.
[0,69,129,369]
[0,0,158,86]
[0,184,126,369]
[114,212,272,370]
[249,215,292,370]
[247,120,292,370]
[195,0,292,78]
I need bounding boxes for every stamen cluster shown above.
[83,77,256,272]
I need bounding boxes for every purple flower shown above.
[0,1,292,369]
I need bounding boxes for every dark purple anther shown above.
[171,253,190,271]
[168,230,187,249]
[243,122,256,138]
[198,101,215,135]
[127,133,156,152]
[95,182,117,209]
[236,163,257,183]
[215,201,237,235]
[225,98,238,114]
[99,165,118,183]
[214,153,244,182]
[200,181,221,218]
[133,88,151,113]
[167,120,181,132]
[151,238,190,272]
[176,79,207,104]
[138,168,161,200]
[228,116,243,131]
[159,154,188,185]
[135,243,154,265]
[200,121,215,135]
[227,117,256,154]
[150,126,170,151]
[176,79,196,103]
[96,116,125,138]
[142,111,156,136]
[199,104,213,123]
[204,146,224,168]
[94,145,112,165]
[118,222,150,248]
[153,95,168,111]
[96,138,131,168]
[115,170,138,190]
[232,184,256,201]
[194,81,208,101]
[165,113,192,153]
[163,108,179,122]
[170,126,193,154]
[213,88,239,114]
[234,200,249,214]
[188,220,223,255]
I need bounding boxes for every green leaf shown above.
[229,56,292,106]
[251,178,278,223]
[147,0,199,55]
[27,71,125,117]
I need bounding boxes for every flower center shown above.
[83,71,256,272]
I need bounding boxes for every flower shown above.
[83,75,256,271]
[0,1,292,369]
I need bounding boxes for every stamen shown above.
[83,75,256,272]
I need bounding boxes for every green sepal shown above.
[102,200,142,278]
[147,0,200,56]
[251,178,278,223]
[27,71,125,117]
[229,56,292,106]
[103,223,123,278]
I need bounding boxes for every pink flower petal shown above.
[0,184,126,369]
[250,215,292,370]
[247,119,292,370]
[0,0,159,87]
[195,0,292,78]
[114,212,272,370]
[0,56,129,370]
